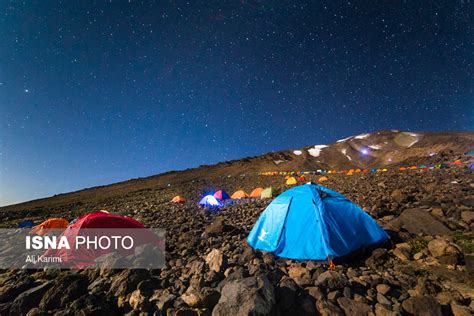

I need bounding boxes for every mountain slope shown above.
[1,130,472,212]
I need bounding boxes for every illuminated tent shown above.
[231,190,249,199]
[171,195,186,203]
[250,188,264,198]
[214,190,230,200]
[286,177,297,185]
[199,195,221,207]
[452,160,462,165]
[318,176,328,182]
[297,176,306,182]
[247,184,389,260]
[43,211,163,269]
[18,220,34,228]
[30,218,69,236]
[260,187,274,199]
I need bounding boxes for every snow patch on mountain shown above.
[293,150,302,156]
[341,148,352,161]
[354,133,370,139]
[336,136,353,143]
[406,139,419,147]
[308,145,328,157]
[368,144,383,150]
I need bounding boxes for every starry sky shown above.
[0,1,472,206]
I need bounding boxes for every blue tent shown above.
[464,151,474,155]
[247,184,389,260]
[18,219,34,228]
[199,195,221,207]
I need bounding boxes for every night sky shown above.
[1,1,472,206]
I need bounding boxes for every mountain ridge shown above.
[1,130,472,211]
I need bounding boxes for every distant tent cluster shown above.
[259,159,472,179]
[198,188,274,207]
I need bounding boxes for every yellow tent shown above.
[286,177,297,185]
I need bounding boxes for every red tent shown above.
[213,190,230,200]
[44,211,164,269]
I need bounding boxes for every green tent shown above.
[260,187,273,199]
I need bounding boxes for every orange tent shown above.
[409,166,417,170]
[318,176,328,182]
[399,167,406,171]
[171,195,186,203]
[231,190,249,199]
[452,160,462,165]
[250,188,264,198]
[286,177,297,185]
[355,169,361,173]
[30,218,69,236]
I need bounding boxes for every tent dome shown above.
[231,190,249,199]
[247,184,388,260]
[43,211,163,269]
[18,219,34,228]
[213,190,230,200]
[199,195,221,207]
[30,218,69,235]
[260,187,273,199]
[171,195,186,203]
[250,187,264,198]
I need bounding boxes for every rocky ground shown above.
[0,166,473,315]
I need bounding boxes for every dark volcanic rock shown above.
[402,296,442,316]
[388,208,451,236]
[337,297,373,316]
[39,274,89,311]
[365,248,390,269]
[212,275,275,316]
[205,217,232,235]
[10,281,53,315]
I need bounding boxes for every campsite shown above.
[0,131,472,315]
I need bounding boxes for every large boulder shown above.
[212,275,275,316]
[206,249,227,273]
[460,211,474,225]
[205,217,233,235]
[317,271,348,291]
[39,274,89,311]
[388,208,450,236]
[288,266,312,286]
[428,238,460,257]
[337,297,372,316]
[402,296,442,316]
[9,281,53,315]
[365,248,390,269]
